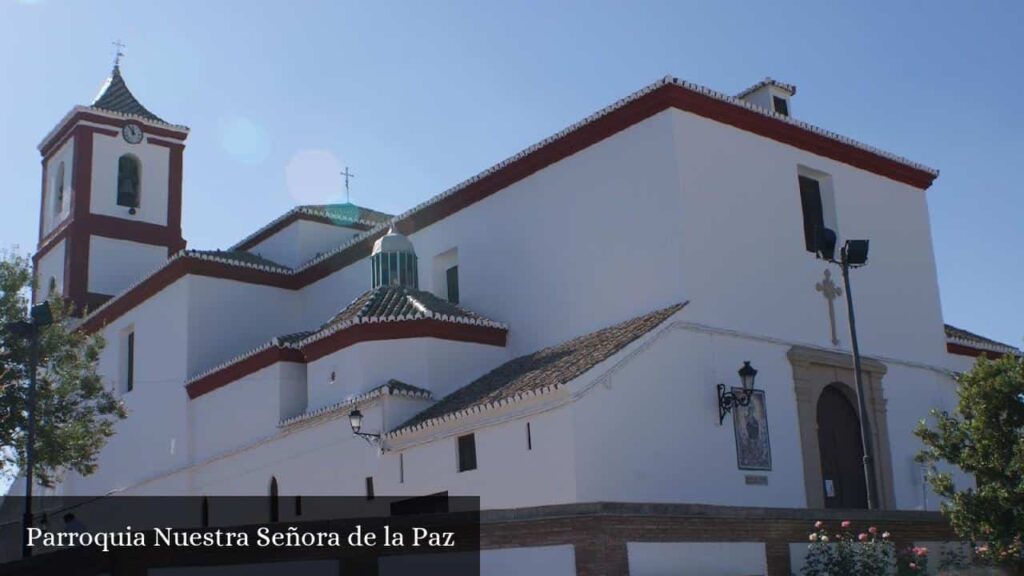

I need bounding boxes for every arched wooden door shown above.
[817,385,868,509]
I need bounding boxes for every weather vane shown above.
[340,166,355,203]
[112,40,126,68]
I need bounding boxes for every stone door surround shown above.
[787,345,897,510]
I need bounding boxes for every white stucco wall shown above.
[403,110,684,360]
[61,279,191,495]
[572,318,807,508]
[883,364,962,510]
[191,362,307,463]
[944,350,980,375]
[628,542,767,576]
[306,338,509,412]
[668,108,947,368]
[87,236,168,296]
[33,238,65,303]
[185,276,306,377]
[89,131,170,226]
[248,219,362,269]
[740,85,793,117]
[55,86,963,523]
[480,546,576,576]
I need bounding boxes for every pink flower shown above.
[814,521,823,529]
[909,562,918,570]
[868,526,878,534]
[915,547,928,557]
[858,533,868,542]
[882,531,891,539]
[841,520,851,528]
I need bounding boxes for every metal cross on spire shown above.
[112,40,126,69]
[340,166,355,203]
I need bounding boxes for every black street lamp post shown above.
[5,301,53,558]
[815,228,879,510]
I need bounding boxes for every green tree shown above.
[1,250,126,489]
[916,353,1024,574]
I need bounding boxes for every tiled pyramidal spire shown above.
[91,65,164,123]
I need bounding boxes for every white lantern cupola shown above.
[371,227,418,289]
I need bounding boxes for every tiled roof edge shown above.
[38,105,189,151]
[294,74,937,274]
[279,384,433,428]
[290,310,507,349]
[81,250,292,325]
[384,384,562,439]
[946,334,1021,355]
[291,292,507,348]
[736,77,797,98]
[385,301,685,439]
[185,338,283,386]
[229,205,391,252]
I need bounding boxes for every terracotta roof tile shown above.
[187,249,290,271]
[945,324,1020,355]
[391,302,686,434]
[317,285,497,335]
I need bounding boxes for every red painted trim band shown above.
[184,320,507,399]
[946,342,1009,359]
[41,111,187,158]
[80,81,939,332]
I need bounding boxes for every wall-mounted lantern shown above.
[348,409,380,445]
[717,361,758,425]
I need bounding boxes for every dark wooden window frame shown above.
[457,433,477,472]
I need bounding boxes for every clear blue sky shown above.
[1,0,1021,347]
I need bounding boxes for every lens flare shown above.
[218,114,271,165]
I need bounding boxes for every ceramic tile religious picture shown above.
[733,389,772,470]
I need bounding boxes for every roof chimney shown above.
[736,77,796,117]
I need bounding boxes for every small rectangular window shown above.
[457,433,477,472]
[798,175,825,253]
[446,265,460,304]
[365,477,375,500]
[526,422,532,451]
[773,96,789,116]
[399,453,404,484]
[125,331,135,392]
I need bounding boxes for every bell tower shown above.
[33,62,188,313]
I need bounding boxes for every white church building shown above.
[16,65,1022,575]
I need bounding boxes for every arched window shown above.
[117,155,141,208]
[53,161,65,219]
[48,277,58,296]
[269,476,279,522]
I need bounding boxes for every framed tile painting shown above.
[733,389,771,471]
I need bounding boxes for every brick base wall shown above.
[480,502,956,576]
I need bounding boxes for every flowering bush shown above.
[802,520,893,576]
[896,545,930,575]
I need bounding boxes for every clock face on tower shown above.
[122,123,144,144]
